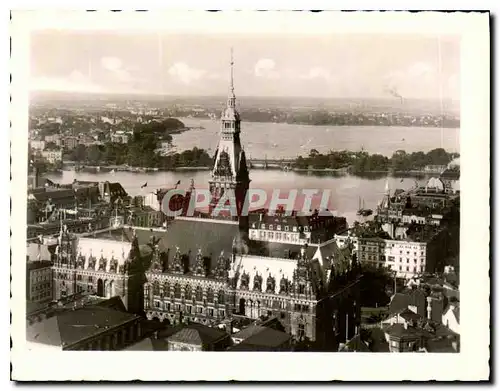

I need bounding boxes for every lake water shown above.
[173,117,460,159]
[48,120,459,226]
[48,169,433,226]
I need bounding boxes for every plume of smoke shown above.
[385,85,404,104]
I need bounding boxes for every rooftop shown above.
[166,323,229,346]
[27,304,140,348]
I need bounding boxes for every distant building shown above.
[110,132,130,144]
[26,243,53,304]
[30,140,46,151]
[41,148,63,164]
[97,181,128,204]
[63,136,79,150]
[127,206,163,228]
[44,134,61,146]
[382,307,459,353]
[28,188,77,210]
[248,211,347,246]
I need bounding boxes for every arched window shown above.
[152,280,160,296]
[206,287,214,303]
[184,284,192,301]
[163,281,170,298]
[195,286,203,302]
[217,290,225,305]
[174,283,181,299]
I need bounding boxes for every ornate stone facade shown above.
[52,224,144,313]
[144,246,232,326]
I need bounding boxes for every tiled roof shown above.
[343,335,371,352]
[167,323,228,346]
[241,327,290,347]
[31,189,76,202]
[124,337,169,351]
[27,306,140,348]
[389,290,426,317]
[132,219,239,271]
[232,325,265,340]
[229,328,290,351]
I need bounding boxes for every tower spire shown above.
[230,47,235,97]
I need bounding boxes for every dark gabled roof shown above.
[129,219,238,271]
[389,290,426,317]
[166,323,228,346]
[383,323,430,340]
[30,189,76,202]
[124,336,169,351]
[232,325,265,340]
[243,327,290,347]
[398,308,424,323]
[343,335,371,352]
[95,296,127,313]
[425,337,459,353]
[27,306,140,348]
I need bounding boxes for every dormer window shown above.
[293,227,297,232]
[285,226,289,232]
[261,224,266,229]
[268,225,273,230]
[304,227,309,232]
[277,225,281,231]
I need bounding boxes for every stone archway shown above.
[97,279,104,297]
[239,298,246,315]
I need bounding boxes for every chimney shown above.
[426,296,432,320]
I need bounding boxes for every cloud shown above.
[254,58,279,79]
[168,62,206,84]
[101,56,123,72]
[300,66,336,82]
[100,56,134,83]
[30,70,104,93]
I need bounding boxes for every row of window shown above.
[395,265,425,273]
[149,301,225,318]
[147,283,225,304]
[256,224,308,232]
[251,230,301,242]
[31,290,51,301]
[31,282,51,292]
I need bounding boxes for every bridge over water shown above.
[247,158,295,169]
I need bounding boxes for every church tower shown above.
[209,49,250,234]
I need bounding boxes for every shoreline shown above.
[55,165,450,177]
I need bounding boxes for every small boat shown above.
[357,197,373,216]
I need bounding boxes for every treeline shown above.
[65,118,194,168]
[294,148,460,173]
[66,143,211,170]
[167,107,460,128]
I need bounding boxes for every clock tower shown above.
[208,49,250,235]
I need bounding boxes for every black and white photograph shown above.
[10,10,490,381]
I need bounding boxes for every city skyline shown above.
[30,32,460,100]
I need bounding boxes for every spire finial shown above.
[230,47,234,95]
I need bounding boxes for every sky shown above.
[30,31,460,100]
